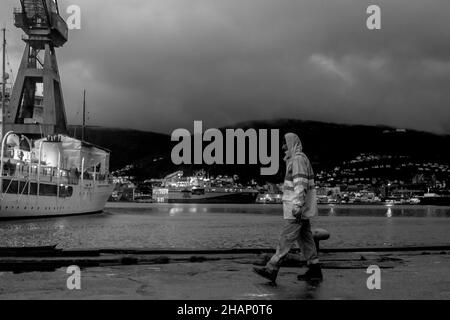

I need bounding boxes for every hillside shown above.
[67,126,171,173]
[228,119,450,165]
[68,120,450,183]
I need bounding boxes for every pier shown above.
[0,245,448,299]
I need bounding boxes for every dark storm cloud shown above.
[2,0,450,134]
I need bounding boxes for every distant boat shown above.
[256,193,282,204]
[152,170,259,204]
[419,193,450,206]
[153,186,259,204]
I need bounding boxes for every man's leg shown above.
[266,220,301,271]
[298,219,319,265]
[297,219,323,281]
[254,220,300,282]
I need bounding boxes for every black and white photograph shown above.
[0,0,450,305]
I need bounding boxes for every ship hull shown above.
[0,182,114,219]
[419,196,450,206]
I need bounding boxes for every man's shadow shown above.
[292,279,323,300]
[256,275,323,300]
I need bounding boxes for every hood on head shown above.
[284,133,303,159]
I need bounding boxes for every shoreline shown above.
[105,202,450,210]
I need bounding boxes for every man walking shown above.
[253,133,323,283]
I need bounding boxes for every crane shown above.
[14,0,68,48]
[2,0,69,139]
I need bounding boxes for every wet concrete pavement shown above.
[0,250,449,300]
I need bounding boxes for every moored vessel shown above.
[419,192,450,206]
[152,171,259,204]
[166,187,259,204]
[1,134,114,219]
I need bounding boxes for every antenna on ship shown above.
[82,89,86,142]
[1,27,6,142]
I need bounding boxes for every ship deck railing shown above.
[1,131,111,199]
[1,159,111,198]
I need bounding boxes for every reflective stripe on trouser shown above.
[266,219,319,272]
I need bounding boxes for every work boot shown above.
[253,267,278,283]
[297,264,323,281]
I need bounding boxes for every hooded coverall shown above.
[265,133,320,273]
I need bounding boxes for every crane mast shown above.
[2,0,69,139]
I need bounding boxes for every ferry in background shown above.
[165,187,258,204]
[152,171,259,204]
[419,191,450,206]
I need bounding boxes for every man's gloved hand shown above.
[292,205,303,219]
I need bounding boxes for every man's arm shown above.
[292,156,309,216]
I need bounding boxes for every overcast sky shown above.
[1,0,450,134]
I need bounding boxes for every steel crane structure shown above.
[2,0,69,139]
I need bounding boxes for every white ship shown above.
[0,0,114,219]
[0,134,114,219]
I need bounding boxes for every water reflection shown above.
[328,205,336,216]
[169,207,183,216]
[318,205,450,218]
[386,207,392,218]
[384,208,394,246]
[106,203,450,218]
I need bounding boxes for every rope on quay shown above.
[96,245,450,256]
[319,245,450,253]
[1,245,449,258]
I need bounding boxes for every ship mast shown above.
[1,27,5,141]
[82,89,86,141]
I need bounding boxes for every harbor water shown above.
[1,204,450,249]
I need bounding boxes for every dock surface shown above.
[0,249,449,300]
